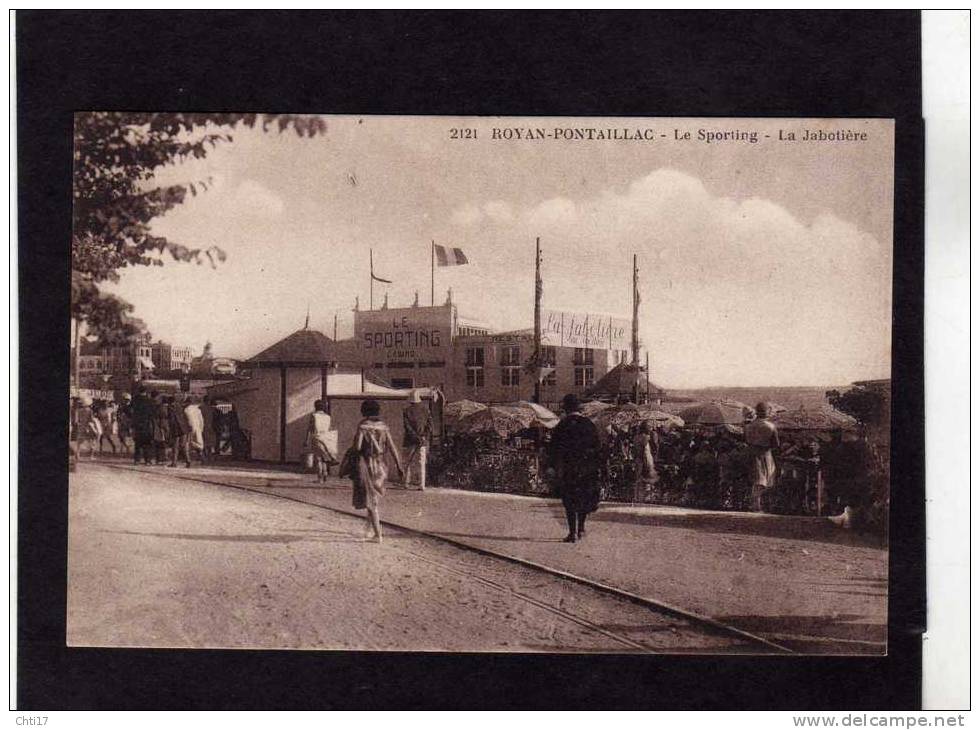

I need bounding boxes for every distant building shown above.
[76,340,106,375]
[102,333,155,378]
[150,341,193,374]
[189,341,239,379]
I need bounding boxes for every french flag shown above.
[434,244,469,267]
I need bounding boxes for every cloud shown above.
[444,168,892,387]
[231,179,285,218]
[483,200,514,223]
[452,200,516,225]
[451,203,482,226]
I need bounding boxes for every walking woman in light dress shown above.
[350,399,403,543]
[305,399,338,483]
[184,396,206,465]
[744,401,780,511]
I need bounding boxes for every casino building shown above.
[450,329,626,406]
[212,298,638,463]
[353,300,627,407]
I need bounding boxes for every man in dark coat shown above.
[168,394,192,467]
[547,393,604,543]
[152,392,172,465]
[131,386,156,465]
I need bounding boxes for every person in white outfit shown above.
[184,397,206,465]
[743,401,780,511]
[401,390,432,490]
[306,399,338,483]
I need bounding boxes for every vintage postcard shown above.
[67,114,893,655]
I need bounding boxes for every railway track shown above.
[97,462,795,654]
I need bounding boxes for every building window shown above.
[574,367,595,387]
[541,346,557,367]
[501,366,520,387]
[466,367,484,388]
[500,345,521,366]
[465,348,485,387]
[541,370,557,387]
[573,348,594,366]
[465,347,485,367]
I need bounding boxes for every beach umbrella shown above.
[676,402,748,426]
[591,402,685,430]
[636,410,685,429]
[501,401,560,429]
[716,399,757,420]
[579,400,613,418]
[443,399,487,425]
[772,405,857,431]
[454,406,529,438]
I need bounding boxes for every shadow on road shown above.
[592,510,885,548]
[716,612,886,644]
[103,529,364,544]
[429,530,566,543]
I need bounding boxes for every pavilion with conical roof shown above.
[584,362,665,404]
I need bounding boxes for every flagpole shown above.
[431,240,435,306]
[645,350,650,405]
[533,237,542,405]
[370,248,374,311]
[632,253,640,404]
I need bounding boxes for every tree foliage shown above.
[825,385,887,427]
[72,112,327,343]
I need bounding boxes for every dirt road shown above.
[68,464,757,652]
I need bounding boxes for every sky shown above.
[102,115,894,388]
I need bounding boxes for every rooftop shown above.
[585,362,665,398]
[247,328,338,366]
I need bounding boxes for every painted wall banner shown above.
[354,305,455,368]
[541,309,630,351]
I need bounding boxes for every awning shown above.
[138,356,155,369]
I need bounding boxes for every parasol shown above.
[716,399,757,420]
[579,400,613,418]
[501,401,560,429]
[676,402,749,426]
[443,399,487,426]
[590,402,685,430]
[771,404,857,431]
[454,406,529,438]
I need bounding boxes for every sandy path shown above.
[103,460,886,653]
[68,464,754,653]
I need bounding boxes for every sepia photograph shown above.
[64,113,895,657]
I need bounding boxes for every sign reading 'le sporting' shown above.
[354,306,454,368]
[541,309,630,351]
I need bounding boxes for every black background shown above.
[16,10,924,710]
